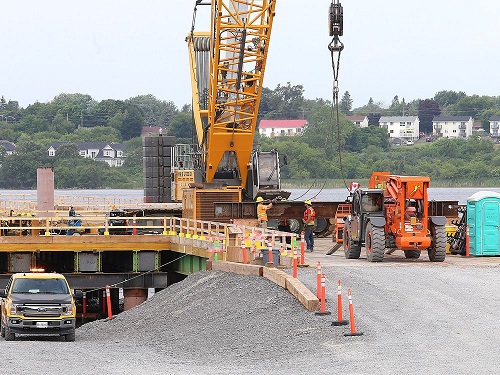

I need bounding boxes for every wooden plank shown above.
[285,276,319,312]
[262,267,288,289]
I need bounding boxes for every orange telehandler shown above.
[342,172,447,262]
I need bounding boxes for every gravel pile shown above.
[77,270,344,372]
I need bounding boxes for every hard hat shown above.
[256,197,264,202]
[304,200,312,205]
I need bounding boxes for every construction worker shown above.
[303,200,316,252]
[256,196,272,229]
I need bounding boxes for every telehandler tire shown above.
[428,224,446,262]
[365,223,385,262]
[343,226,361,259]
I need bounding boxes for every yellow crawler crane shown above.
[187,0,286,200]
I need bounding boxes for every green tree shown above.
[339,91,353,115]
[418,99,441,134]
[16,114,51,134]
[60,126,120,143]
[50,112,75,134]
[126,95,178,128]
[0,140,52,188]
[119,105,144,140]
[259,82,304,119]
[55,143,80,159]
[122,137,143,176]
[0,146,7,164]
[167,111,192,141]
[433,90,466,107]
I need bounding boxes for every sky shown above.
[2,0,500,110]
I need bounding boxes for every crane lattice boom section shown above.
[188,0,276,189]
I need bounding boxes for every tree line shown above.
[0,86,499,189]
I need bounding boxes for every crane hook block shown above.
[329,1,343,37]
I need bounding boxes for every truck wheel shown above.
[65,329,76,342]
[365,223,385,262]
[0,322,5,338]
[429,224,446,262]
[4,326,15,341]
[404,250,421,259]
[343,227,361,259]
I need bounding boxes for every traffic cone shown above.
[344,288,363,336]
[315,274,331,316]
[316,262,322,301]
[332,279,348,326]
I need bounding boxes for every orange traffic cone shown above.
[344,288,363,336]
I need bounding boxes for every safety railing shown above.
[0,214,296,248]
[0,195,181,215]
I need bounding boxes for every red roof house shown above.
[258,119,307,137]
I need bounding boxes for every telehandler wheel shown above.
[404,250,421,259]
[428,224,446,262]
[343,226,361,259]
[365,223,385,262]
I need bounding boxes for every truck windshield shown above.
[11,278,69,294]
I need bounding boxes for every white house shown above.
[489,116,500,141]
[346,115,369,128]
[48,142,126,167]
[432,116,473,139]
[258,119,307,137]
[379,116,420,140]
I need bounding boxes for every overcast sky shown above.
[2,1,499,110]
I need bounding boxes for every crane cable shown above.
[289,1,346,203]
[328,0,349,193]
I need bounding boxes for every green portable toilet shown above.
[467,191,500,256]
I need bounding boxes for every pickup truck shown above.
[0,272,77,341]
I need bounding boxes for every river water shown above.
[2,187,500,206]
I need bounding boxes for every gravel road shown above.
[2,242,500,375]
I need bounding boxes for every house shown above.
[142,126,168,137]
[489,116,500,141]
[432,116,473,139]
[378,116,420,140]
[258,119,307,137]
[0,140,16,155]
[346,115,369,128]
[47,141,126,167]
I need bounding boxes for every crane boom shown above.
[187,0,276,191]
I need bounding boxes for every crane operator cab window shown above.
[362,193,383,213]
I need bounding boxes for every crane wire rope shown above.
[287,1,346,203]
[328,0,349,193]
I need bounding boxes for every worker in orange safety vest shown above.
[303,200,316,252]
[256,196,273,229]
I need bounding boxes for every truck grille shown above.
[21,305,63,317]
